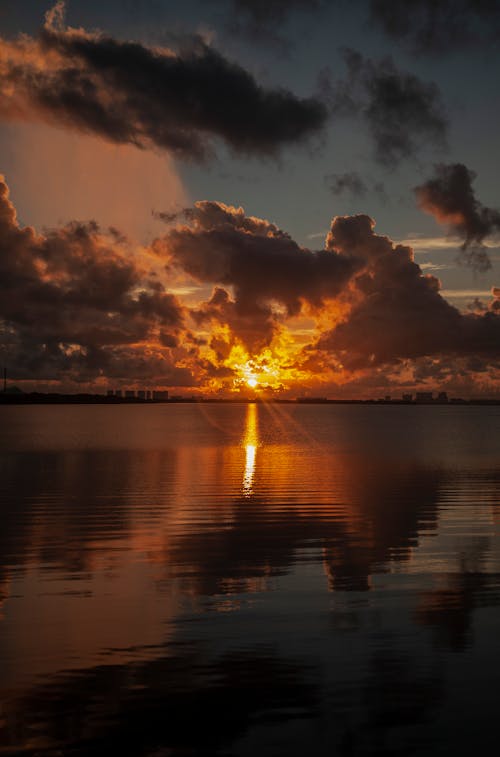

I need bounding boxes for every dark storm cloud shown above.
[0,174,193,384]
[155,201,362,348]
[316,213,500,369]
[369,0,500,54]
[415,163,500,272]
[319,49,448,166]
[0,4,327,161]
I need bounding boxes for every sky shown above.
[1,0,500,397]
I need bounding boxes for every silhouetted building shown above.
[106,389,114,397]
[152,390,169,401]
[402,393,412,402]
[124,390,135,399]
[137,390,146,400]
[297,396,327,403]
[416,392,433,402]
[437,391,448,403]
[114,389,123,398]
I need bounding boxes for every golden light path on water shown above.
[242,402,258,496]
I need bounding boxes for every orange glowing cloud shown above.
[1,167,500,396]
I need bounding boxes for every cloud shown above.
[418,262,453,272]
[3,171,500,394]
[315,213,500,370]
[415,163,500,271]
[0,2,327,161]
[155,200,362,349]
[402,236,500,252]
[441,289,494,299]
[213,0,323,48]
[153,201,500,389]
[0,174,195,386]
[226,0,321,27]
[319,49,448,166]
[369,0,500,54]
[191,286,281,351]
[325,171,368,197]
[324,171,388,202]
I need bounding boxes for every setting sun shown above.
[221,341,310,395]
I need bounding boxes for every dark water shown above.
[0,403,499,756]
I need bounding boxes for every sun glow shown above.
[200,325,332,395]
[225,341,299,393]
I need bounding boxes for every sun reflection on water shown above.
[242,403,259,496]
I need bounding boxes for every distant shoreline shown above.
[2,393,500,406]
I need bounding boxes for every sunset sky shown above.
[1,0,500,397]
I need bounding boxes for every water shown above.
[0,403,499,755]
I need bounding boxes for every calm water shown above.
[0,403,499,755]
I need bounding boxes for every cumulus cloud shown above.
[415,163,500,271]
[191,286,281,351]
[369,0,500,54]
[319,49,448,166]
[155,200,362,348]
[317,214,462,367]
[151,201,500,389]
[3,172,500,393]
[0,2,327,161]
[0,174,195,386]
[315,213,500,369]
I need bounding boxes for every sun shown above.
[225,346,301,393]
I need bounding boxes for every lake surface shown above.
[0,403,499,756]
